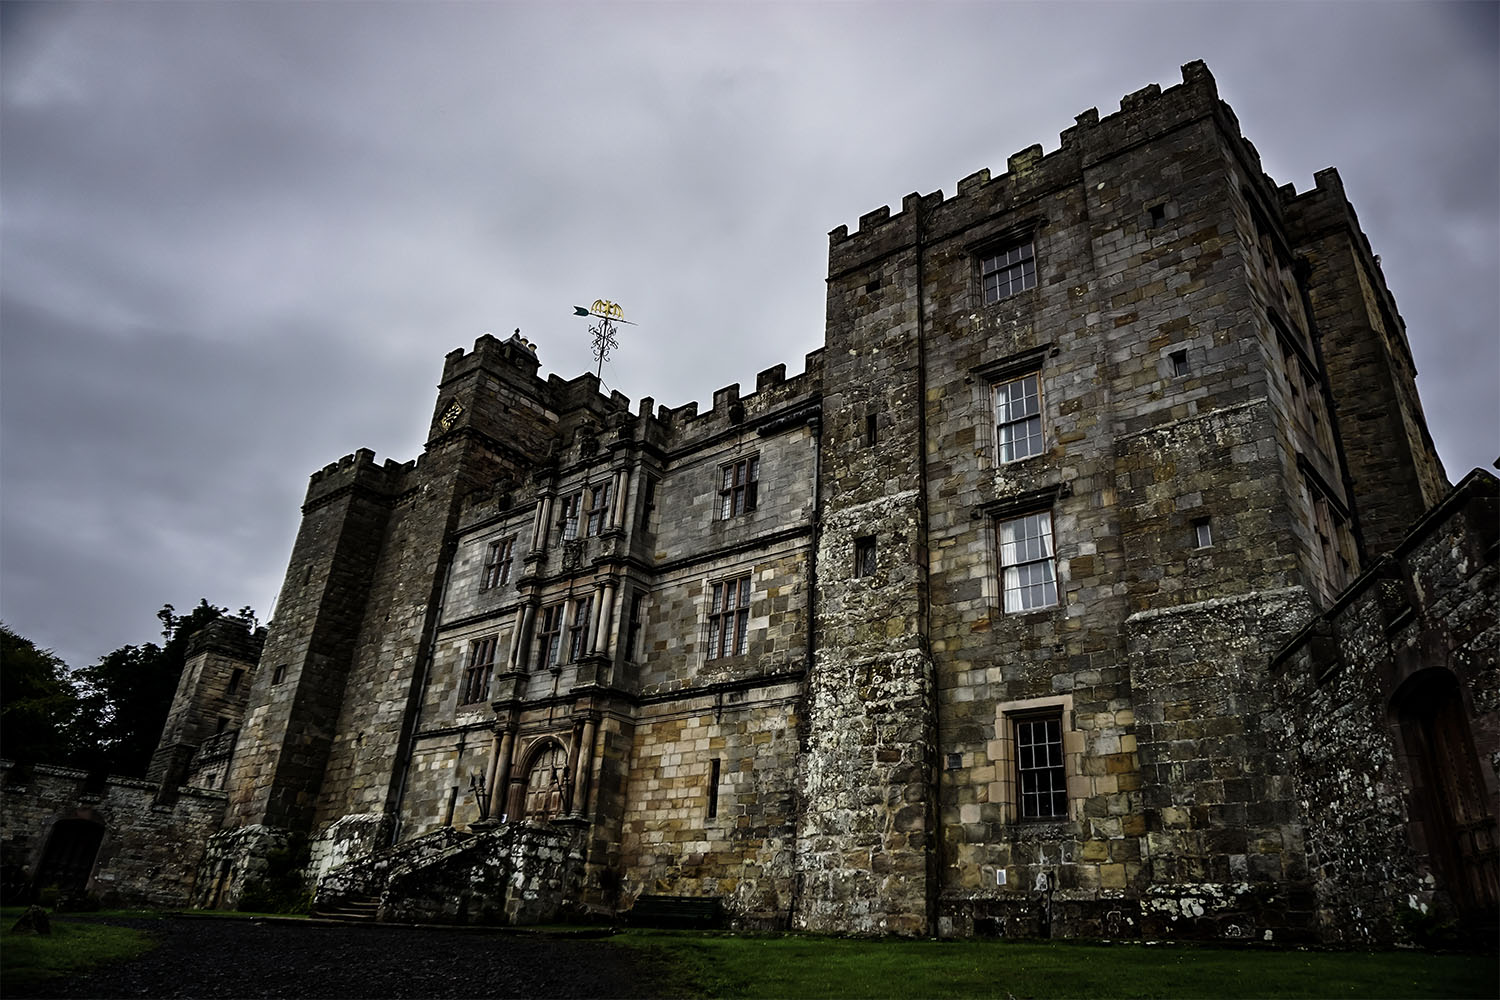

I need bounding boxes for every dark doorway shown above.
[35,818,105,892]
[1395,670,1499,920]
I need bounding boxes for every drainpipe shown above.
[913,194,941,937]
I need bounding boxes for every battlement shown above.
[441,329,543,387]
[650,347,825,445]
[828,60,1228,275]
[184,615,266,662]
[305,447,418,504]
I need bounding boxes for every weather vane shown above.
[572,299,636,382]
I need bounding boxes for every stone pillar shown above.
[483,730,505,820]
[488,729,515,821]
[570,716,598,817]
[532,494,554,551]
[509,603,535,671]
[610,470,629,527]
[591,582,615,655]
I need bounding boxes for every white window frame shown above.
[998,511,1058,613]
[993,372,1044,463]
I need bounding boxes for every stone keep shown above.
[92,61,1495,941]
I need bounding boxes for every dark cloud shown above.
[2,2,1495,670]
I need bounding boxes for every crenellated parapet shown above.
[304,448,418,511]
[827,61,1238,278]
[646,347,825,452]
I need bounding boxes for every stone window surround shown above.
[718,455,760,520]
[974,483,1071,616]
[705,573,752,660]
[978,239,1037,305]
[461,635,498,705]
[970,346,1055,469]
[997,510,1059,613]
[481,535,516,590]
[985,693,1084,825]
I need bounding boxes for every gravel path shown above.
[20,916,689,1000]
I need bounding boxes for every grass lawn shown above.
[616,931,1500,1000]
[0,909,160,992]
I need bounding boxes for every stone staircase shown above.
[311,891,382,922]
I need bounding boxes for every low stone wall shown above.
[192,824,296,910]
[380,822,586,925]
[0,760,225,908]
[312,825,468,908]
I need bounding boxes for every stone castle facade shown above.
[6,62,1494,944]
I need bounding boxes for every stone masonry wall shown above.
[1,762,224,908]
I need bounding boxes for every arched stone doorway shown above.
[35,818,105,893]
[1393,669,1499,920]
[519,742,569,821]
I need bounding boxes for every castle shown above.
[5,62,1495,944]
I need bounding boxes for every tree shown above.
[69,599,249,777]
[0,625,77,765]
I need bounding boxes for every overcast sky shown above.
[2,1,1495,672]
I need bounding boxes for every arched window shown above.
[520,742,568,821]
[1393,669,1498,918]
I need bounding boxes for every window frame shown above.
[461,636,498,705]
[566,595,593,662]
[537,604,564,668]
[558,493,582,541]
[706,574,751,659]
[585,481,612,537]
[854,536,877,578]
[482,536,516,590]
[718,457,760,519]
[626,592,646,661]
[979,240,1037,304]
[993,371,1045,464]
[997,510,1059,613]
[1012,709,1068,821]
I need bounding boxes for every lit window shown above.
[558,493,582,540]
[719,457,759,519]
[854,536,877,578]
[462,636,497,704]
[707,575,751,659]
[1015,712,1066,819]
[537,605,564,668]
[999,512,1058,612]
[585,481,612,536]
[482,537,515,590]
[980,242,1036,304]
[567,596,593,662]
[994,373,1043,463]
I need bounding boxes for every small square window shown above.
[980,241,1037,304]
[1148,204,1166,227]
[1194,518,1213,548]
[1169,349,1189,377]
[998,511,1058,613]
[271,663,288,685]
[854,536,877,578]
[993,373,1044,463]
[719,457,759,519]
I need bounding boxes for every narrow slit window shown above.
[1169,349,1189,377]
[1194,518,1213,548]
[707,758,721,818]
[865,412,878,448]
[854,536,877,578]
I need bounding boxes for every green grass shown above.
[0,911,159,991]
[615,931,1500,999]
